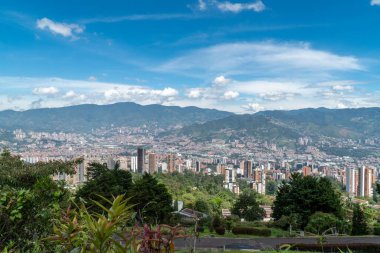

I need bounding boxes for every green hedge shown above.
[374,225,380,236]
[215,227,226,235]
[231,227,271,237]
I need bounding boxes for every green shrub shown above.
[215,227,226,235]
[196,227,205,233]
[212,215,223,230]
[373,225,380,236]
[231,227,271,237]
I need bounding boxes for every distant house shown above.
[260,205,273,222]
[221,209,231,218]
[172,208,208,224]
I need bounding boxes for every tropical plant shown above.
[50,194,187,253]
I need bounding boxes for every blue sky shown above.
[1,0,380,112]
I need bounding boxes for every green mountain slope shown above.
[0,102,233,132]
[175,107,380,145]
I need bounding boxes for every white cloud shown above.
[198,0,207,10]
[0,76,379,114]
[216,1,266,13]
[332,85,354,91]
[64,90,87,100]
[317,80,359,87]
[64,90,77,98]
[158,87,179,97]
[232,80,309,96]
[371,0,380,6]
[102,86,178,104]
[223,90,239,99]
[244,103,264,113]
[187,88,204,98]
[88,76,97,81]
[36,18,84,38]
[33,86,60,95]
[213,75,232,86]
[157,41,363,77]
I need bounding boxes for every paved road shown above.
[174,236,380,250]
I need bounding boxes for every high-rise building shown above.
[302,166,312,176]
[364,166,374,198]
[347,166,374,198]
[106,157,116,170]
[217,164,227,175]
[195,160,201,173]
[240,160,253,178]
[223,167,239,194]
[185,159,192,169]
[167,154,176,173]
[161,162,168,173]
[130,156,137,172]
[148,153,157,174]
[346,168,358,196]
[137,147,145,173]
[359,166,366,197]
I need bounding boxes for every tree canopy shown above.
[231,189,265,221]
[0,150,77,251]
[76,161,133,212]
[352,204,369,235]
[272,173,343,228]
[130,173,173,224]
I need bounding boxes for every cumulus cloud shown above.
[223,90,239,99]
[0,76,379,113]
[216,1,266,13]
[243,103,264,113]
[33,86,60,95]
[371,0,380,6]
[63,90,87,101]
[64,90,77,98]
[103,86,178,104]
[213,75,232,86]
[36,18,84,38]
[187,88,204,98]
[158,87,179,97]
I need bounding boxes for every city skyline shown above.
[1,0,380,113]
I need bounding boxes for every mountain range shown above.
[174,107,380,146]
[1,103,380,147]
[0,102,232,132]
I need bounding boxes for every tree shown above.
[0,150,78,251]
[265,180,278,195]
[231,189,265,221]
[194,199,210,214]
[76,162,133,212]
[351,204,369,235]
[130,173,173,224]
[272,173,343,229]
[305,212,338,235]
